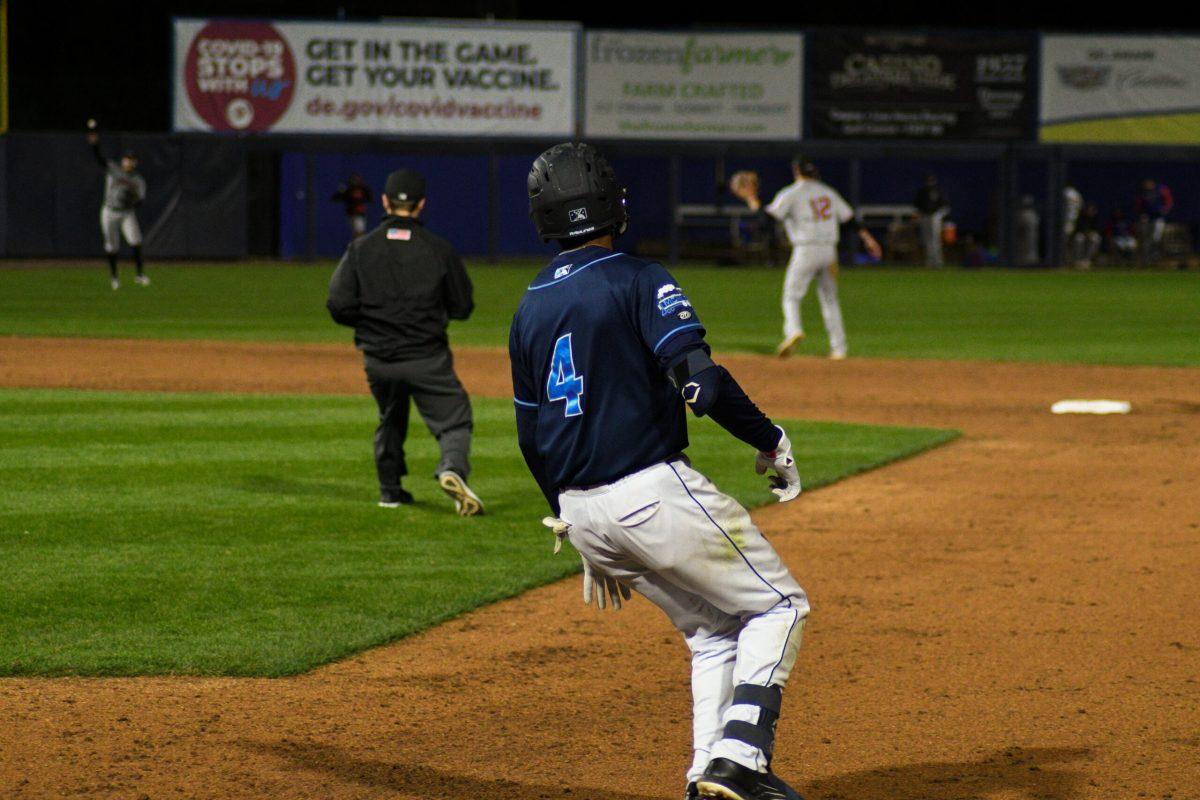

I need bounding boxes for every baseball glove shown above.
[729,170,759,201]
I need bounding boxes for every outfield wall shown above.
[1,133,1198,264]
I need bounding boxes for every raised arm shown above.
[730,171,784,228]
[86,131,107,169]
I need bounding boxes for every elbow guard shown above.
[668,348,720,417]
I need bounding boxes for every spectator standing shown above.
[1071,203,1102,269]
[914,174,950,267]
[1015,195,1040,267]
[1062,184,1083,266]
[1134,178,1174,264]
[332,173,373,239]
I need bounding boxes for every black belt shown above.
[561,454,689,493]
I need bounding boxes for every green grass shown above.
[0,262,1196,365]
[0,388,956,677]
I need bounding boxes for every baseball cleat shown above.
[685,781,699,800]
[775,332,804,358]
[697,758,802,800]
[378,488,414,508]
[828,352,847,361]
[135,275,151,286]
[437,471,485,516]
[110,278,120,290]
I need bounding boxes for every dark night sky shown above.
[9,0,1199,131]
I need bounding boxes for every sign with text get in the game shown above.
[583,31,804,140]
[173,19,578,136]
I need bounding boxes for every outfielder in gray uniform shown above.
[88,131,148,290]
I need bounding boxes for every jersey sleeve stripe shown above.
[652,322,704,354]
[513,397,539,408]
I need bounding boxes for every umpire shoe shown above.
[697,758,803,800]
[378,487,414,508]
[437,470,485,517]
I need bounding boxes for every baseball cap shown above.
[791,153,818,178]
[385,169,426,203]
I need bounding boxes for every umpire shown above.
[327,168,484,516]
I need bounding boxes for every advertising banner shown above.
[173,18,577,136]
[1041,36,1200,144]
[583,31,803,140]
[808,31,1035,140]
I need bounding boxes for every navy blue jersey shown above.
[509,246,704,490]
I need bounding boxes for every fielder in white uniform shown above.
[732,157,880,360]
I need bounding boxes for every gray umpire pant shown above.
[364,349,473,494]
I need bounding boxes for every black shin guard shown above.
[722,683,783,765]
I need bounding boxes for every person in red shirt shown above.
[331,173,372,239]
[1134,178,1174,263]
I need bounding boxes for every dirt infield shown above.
[1,336,1197,800]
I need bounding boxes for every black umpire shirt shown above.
[326,215,474,361]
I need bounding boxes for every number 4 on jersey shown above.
[547,333,584,417]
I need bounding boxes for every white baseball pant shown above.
[559,459,808,784]
[782,243,847,358]
[100,208,142,254]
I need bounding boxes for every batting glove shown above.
[582,558,632,611]
[543,516,571,554]
[755,426,802,502]
[542,517,631,611]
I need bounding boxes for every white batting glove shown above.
[582,558,632,611]
[543,516,571,554]
[542,517,632,610]
[755,426,802,502]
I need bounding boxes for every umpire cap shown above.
[528,143,627,242]
[385,168,426,204]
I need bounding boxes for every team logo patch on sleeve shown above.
[656,283,692,316]
[387,228,412,241]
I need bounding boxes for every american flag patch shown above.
[387,228,412,241]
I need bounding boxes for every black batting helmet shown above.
[528,143,628,242]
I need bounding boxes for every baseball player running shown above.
[731,157,880,360]
[87,122,148,290]
[511,143,809,800]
